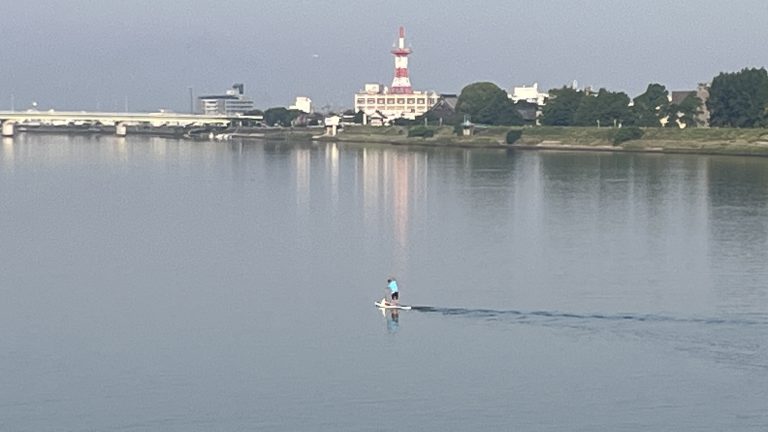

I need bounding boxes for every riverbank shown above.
[314,125,768,157]
[15,125,318,141]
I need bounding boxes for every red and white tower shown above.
[390,26,413,94]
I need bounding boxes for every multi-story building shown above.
[198,84,255,115]
[354,84,439,121]
[289,96,312,114]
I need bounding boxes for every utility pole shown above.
[189,87,194,114]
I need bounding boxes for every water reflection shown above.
[385,308,400,334]
[294,146,310,210]
[1,138,14,173]
[4,135,768,431]
[358,146,429,275]
[361,147,381,229]
[706,157,768,313]
[326,143,340,211]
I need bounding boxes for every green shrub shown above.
[613,126,644,145]
[408,126,435,138]
[505,129,523,144]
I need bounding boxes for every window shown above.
[417,98,425,104]
[356,98,365,104]
[367,98,376,104]
[397,98,405,104]
[387,98,395,104]
[407,98,415,104]
[377,98,385,104]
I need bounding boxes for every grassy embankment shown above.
[323,125,505,147]
[320,125,768,156]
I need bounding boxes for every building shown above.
[667,84,710,128]
[353,27,439,123]
[354,84,439,122]
[508,82,549,125]
[423,94,459,124]
[415,94,462,125]
[509,82,549,106]
[289,97,312,114]
[324,115,341,136]
[198,84,255,115]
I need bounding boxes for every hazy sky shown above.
[1,0,766,112]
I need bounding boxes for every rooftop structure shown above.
[390,26,413,94]
[198,84,255,115]
[509,82,549,106]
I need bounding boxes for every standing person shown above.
[386,278,399,305]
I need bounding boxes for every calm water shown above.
[1,135,767,431]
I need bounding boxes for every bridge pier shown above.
[2,121,15,137]
[115,122,127,137]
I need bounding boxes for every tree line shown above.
[253,67,768,129]
[444,67,768,128]
[540,83,702,128]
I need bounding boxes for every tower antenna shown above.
[390,26,413,94]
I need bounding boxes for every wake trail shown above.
[409,306,768,371]
[409,306,767,327]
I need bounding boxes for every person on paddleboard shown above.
[386,278,399,305]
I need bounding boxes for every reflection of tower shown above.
[390,26,413,94]
[327,143,340,210]
[362,148,381,228]
[392,152,410,273]
[294,147,310,210]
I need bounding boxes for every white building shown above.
[198,84,255,115]
[289,96,312,113]
[509,82,549,106]
[354,83,439,123]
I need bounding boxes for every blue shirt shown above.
[388,280,399,293]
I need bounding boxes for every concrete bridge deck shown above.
[0,110,263,137]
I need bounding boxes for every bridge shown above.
[0,110,263,137]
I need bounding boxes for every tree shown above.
[541,87,584,126]
[407,126,434,138]
[505,129,522,144]
[264,107,300,127]
[632,83,669,127]
[456,82,523,126]
[668,94,703,128]
[613,126,644,145]
[393,117,416,126]
[708,67,768,127]
[475,91,524,126]
[244,109,264,116]
[573,88,632,127]
[513,100,538,125]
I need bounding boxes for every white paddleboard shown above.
[375,300,412,310]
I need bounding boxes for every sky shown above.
[1,0,766,112]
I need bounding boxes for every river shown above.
[1,135,766,431]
